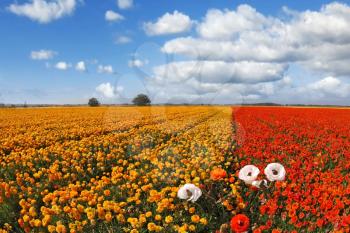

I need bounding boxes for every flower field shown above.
[0,106,349,232]
[234,107,350,232]
[0,107,243,233]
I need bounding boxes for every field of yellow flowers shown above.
[0,106,243,233]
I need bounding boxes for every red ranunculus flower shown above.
[230,214,250,233]
[341,215,350,227]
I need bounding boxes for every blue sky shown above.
[1,0,350,105]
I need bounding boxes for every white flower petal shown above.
[177,188,189,200]
[264,163,286,181]
[177,183,202,202]
[239,165,260,184]
[191,189,202,202]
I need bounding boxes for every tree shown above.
[132,94,151,106]
[88,98,100,107]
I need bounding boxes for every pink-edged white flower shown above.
[252,179,268,188]
[238,165,260,184]
[177,184,202,202]
[264,163,286,181]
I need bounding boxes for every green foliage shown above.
[88,98,100,107]
[132,94,151,106]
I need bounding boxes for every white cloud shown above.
[148,2,350,104]
[161,3,350,65]
[75,61,86,72]
[96,82,124,98]
[128,59,148,68]
[115,36,132,44]
[303,77,350,98]
[30,50,57,60]
[153,61,286,84]
[197,5,272,40]
[97,65,114,74]
[55,61,71,70]
[8,0,78,24]
[286,3,350,45]
[117,0,133,9]
[143,11,193,36]
[146,77,285,105]
[161,9,292,63]
[105,10,124,22]
[162,36,299,62]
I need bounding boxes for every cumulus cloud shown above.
[105,10,124,22]
[96,83,124,98]
[146,77,286,105]
[143,11,193,36]
[55,61,71,70]
[147,2,350,103]
[97,65,114,74]
[8,0,78,24]
[117,0,133,9]
[30,50,57,60]
[128,59,148,68]
[115,36,132,44]
[162,3,350,66]
[301,77,350,98]
[197,5,272,40]
[153,61,286,84]
[286,3,350,45]
[162,37,301,62]
[75,61,86,72]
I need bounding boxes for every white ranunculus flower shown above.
[252,179,268,188]
[238,165,260,184]
[177,184,202,202]
[264,163,286,181]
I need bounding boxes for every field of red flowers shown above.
[232,107,350,232]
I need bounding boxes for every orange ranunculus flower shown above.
[210,168,227,180]
[230,214,250,233]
